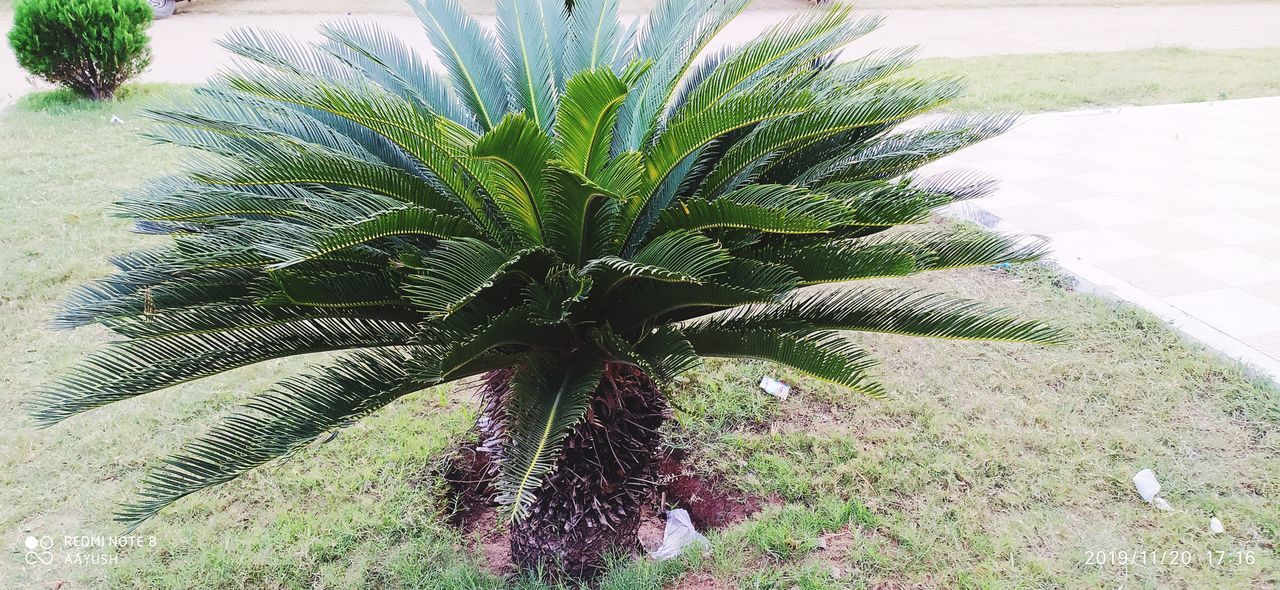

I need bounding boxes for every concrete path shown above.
[4,3,1280,105]
[936,97,1280,379]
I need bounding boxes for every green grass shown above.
[2,86,1278,589]
[917,46,1280,113]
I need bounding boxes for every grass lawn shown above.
[916,47,1280,113]
[1,86,1278,589]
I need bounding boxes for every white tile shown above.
[1194,159,1276,182]
[1006,177,1107,204]
[1108,222,1225,254]
[966,158,1064,182]
[1047,229,1158,263]
[1165,289,1280,338]
[971,185,1046,209]
[1176,213,1280,245]
[1181,183,1280,212]
[1069,170,1167,199]
[990,204,1095,234]
[1170,247,1280,287]
[1054,198,1164,227]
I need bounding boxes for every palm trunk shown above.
[480,364,668,581]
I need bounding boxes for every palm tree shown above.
[33,0,1063,580]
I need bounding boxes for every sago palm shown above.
[33,0,1063,579]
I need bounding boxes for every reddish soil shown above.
[463,507,512,577]
[654,448,770,530]
[442,443,770,579]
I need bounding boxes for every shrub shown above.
[34,0,1063,581]
[7,0,153,100]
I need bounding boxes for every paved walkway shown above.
[937,97,1280,379]
[4,3,1280,104]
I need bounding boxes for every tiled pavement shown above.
[937,97,1280,379]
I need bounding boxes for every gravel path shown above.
[3,3,1280,105]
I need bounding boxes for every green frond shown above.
[267,269,407,308]
[608,257,798,326]
[688,287,1066,344]
[525,266,593,325]
[633,325,701,381]
[217,68,491,226]
[29,317,417,426]
[682,328,885,396]
[53,265,263,329]
[741,239,922,284]
[882,229,1050,271]
[585,230,731,287]
[319,20,472,128]
[673,5,875,124]
[117,349,428,527]
[613,0,749,151]
[411,0,510,130]
[565,0,623,72]
[404,240,555,318]
[622,85,813,251]
[656,198,829,235]
[657,184,856,235]
[265,207,483,269]
[141,94,379,164]
[699,82,956,197]
[418,306,571,383]
[472,113,554,247]
[796,112,1013,186]
[541,166,616,264]
[818,46,919,92]
[496,0,560,131]
[552,68,629,179]
[497,357,604,521]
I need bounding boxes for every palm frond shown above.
[264,207,482,269]
[541,166,616,264]
[622,85,813,252]
[497,356,604,521]
[497,0,560,131]
[565,0,623,72]
[673,5,876,124]
[319,20,472,128]
[472,113,555,247]
[687,287,1066,344]
[552,68,629,179]
[117,348,428,527]
[29,317,417,426]
[411,0,510,130]
[405,240,554,317]
[682,328,884,396]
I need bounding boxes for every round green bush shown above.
[8,0,153,100]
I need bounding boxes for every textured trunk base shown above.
[482,364,668,582]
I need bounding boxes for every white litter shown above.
[759,376,790,400]
[1133,469,1161,502]
[1210,517,1225,534]
[650,509,710,561]
[110,115,124,125]
[1153,497,1173,512]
